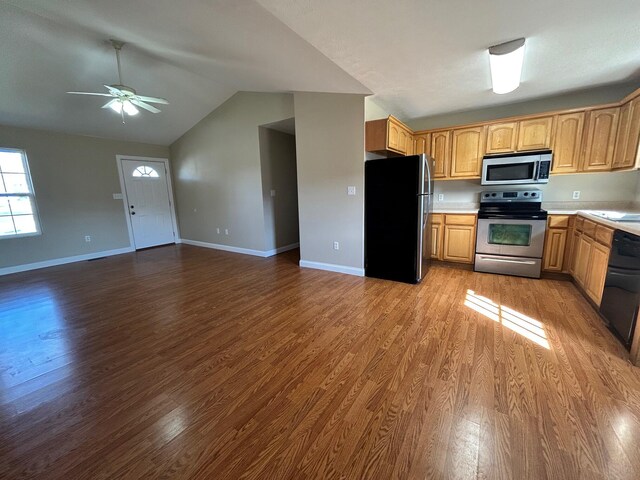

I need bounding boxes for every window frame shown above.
[0,147,41,239]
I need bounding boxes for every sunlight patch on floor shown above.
[464,289,550,349]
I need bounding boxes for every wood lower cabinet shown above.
[486,122,518,154]
[581,107,619,172]
[517,116,553,151]
[569,216,613,305]
[551,112,585,173]
[449,126,485,178]
[431,130,450,178]
[442,214,476,263]
[584,242,609,304]
[430,214,443,260]
[543,229,568,272]
[414,133,431,155]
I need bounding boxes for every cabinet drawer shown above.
[582,219,597,238]
[548,215,570,228]
[595,225,614,246]
[445,214,476,226]
[432,213,443,225]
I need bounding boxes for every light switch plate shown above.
[270,189,276,197]
[347,186,356,196]
[113,193,123,200]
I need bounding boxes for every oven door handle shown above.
[477,256,537,265]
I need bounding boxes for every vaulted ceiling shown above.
[1,0,639,146]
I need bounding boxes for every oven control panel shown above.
[480,190,542,203]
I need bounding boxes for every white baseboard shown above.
[0,247,135,276]
[180,239,299,258]
[299,259,365,277]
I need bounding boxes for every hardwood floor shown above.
[1,245,640,479]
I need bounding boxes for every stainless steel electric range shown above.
[474,190,547,279]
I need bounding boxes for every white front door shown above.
[121,159,176,249]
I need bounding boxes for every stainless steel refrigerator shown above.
[365,154,434,284]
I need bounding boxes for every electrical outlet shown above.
[270,189,276,197]
[438,194,444,201]
[224,229,229,235]
[216,227,220,234]
[84,235,91,242]
[333,241,340,250]
[347,186,356,196]
[572,191,580,200]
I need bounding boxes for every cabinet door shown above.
[399,128,412,155]
[431,223,442,259]
[450,126,485,178]
[543,228,568,271]
[585,242,610,305]
[568,230,580,275]
[574,235,592,287]
[486,122,518,154]
[613,98,640,170]
[431,130,450,178]
[517,116,553,151]
[551,112,585,173]
[414,133,431,155]
[443,225,475,263]
[582,107,619,172]
[387,120,402,153]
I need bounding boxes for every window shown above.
[0,149,40,238]
[132,166,159,178]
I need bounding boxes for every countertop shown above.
[432,202,640,236]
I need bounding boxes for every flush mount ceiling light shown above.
[488,38,526,95]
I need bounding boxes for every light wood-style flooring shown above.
[1,245,640,479]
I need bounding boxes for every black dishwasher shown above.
[599,230,640,349]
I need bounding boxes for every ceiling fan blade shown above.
[104,84,125,95]
[130,99,161,113]
[101,99,119,109]
[67,91,114,97]
[134,95,169,105]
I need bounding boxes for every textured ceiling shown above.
[1,0,638,145]
[0,1,369,145]
[257,0,640,120]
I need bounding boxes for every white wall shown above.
[259,127,299,251]
[0,124,169,269]
[434,170,640,208]
[294,92,366,274]
[170,92,294,252]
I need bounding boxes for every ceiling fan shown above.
[67,40,169,123]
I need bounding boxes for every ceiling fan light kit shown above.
[488,38,526,94]
[67,39,169,123]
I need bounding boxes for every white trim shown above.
[180,239,299,258]
[299,259,365,277]
[0,247,134,276]
[115,155,180,249]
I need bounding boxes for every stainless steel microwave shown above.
[481,150,552,185]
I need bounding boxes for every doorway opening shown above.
[258,118,300,259]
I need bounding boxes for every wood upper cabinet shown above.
[613,98,640,170]
[430,130,450,178]
[486,122,518,154]
[551,112,585,173]
[581,107,620,172]
[449,126,486,178]
[517,116,553,151]
[414,133,431,155]
[585,242,609,305]
[365,116,413,155]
